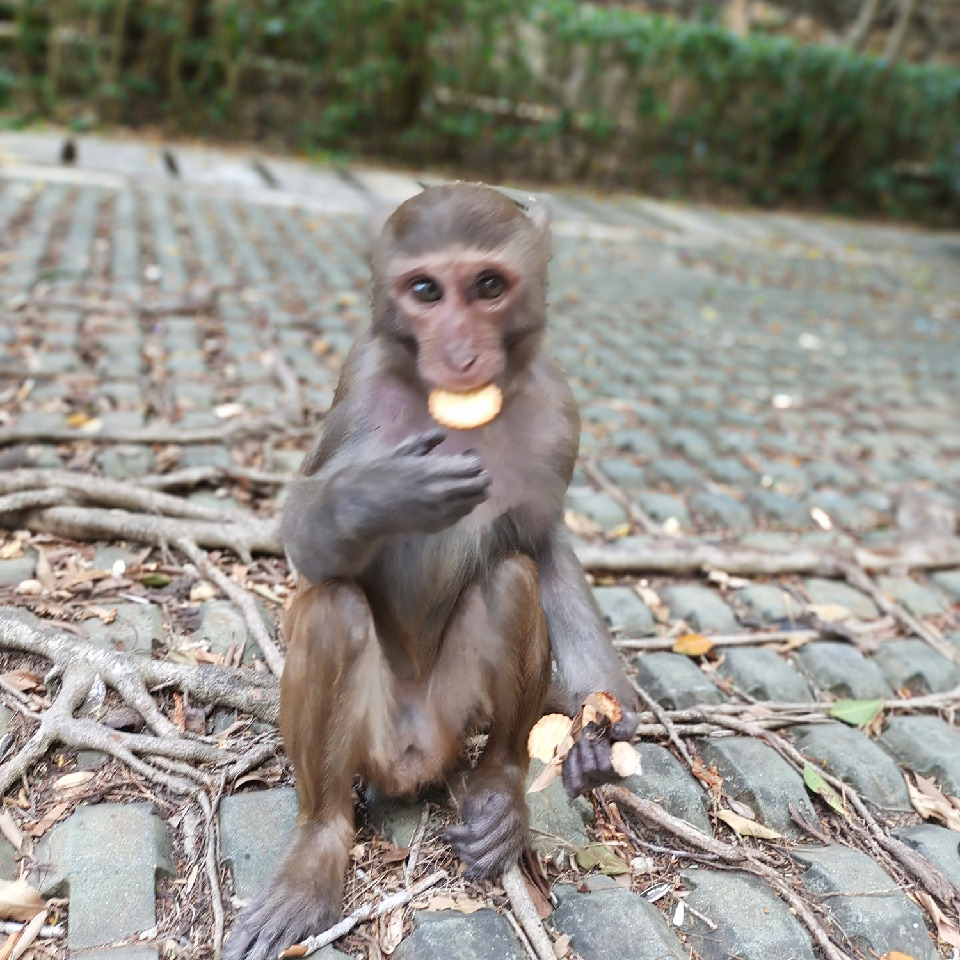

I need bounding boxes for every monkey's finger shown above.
[593,734,613,773]
[395,429,447,457]
[562,747,584,798]
[612,715,640,741]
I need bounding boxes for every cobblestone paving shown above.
[0,131,959,959]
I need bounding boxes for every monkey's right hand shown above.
[348,429,491,536]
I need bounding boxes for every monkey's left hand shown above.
[561,712,638,798]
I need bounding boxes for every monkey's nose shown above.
[446,350,478,373]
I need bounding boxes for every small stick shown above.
[405,803,431,886]
[7,911,49,960]
[613,629,819,651]
[581,458,661,536]
[630,679,694,769]
[285,870,447,957]
[175,537,285,675]
[0,920,62,939]
[501,863,555,960]
[504,908,540,960]
[198,789,225,958]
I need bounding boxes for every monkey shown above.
[223,183,639,960]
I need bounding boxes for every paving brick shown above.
[621,744,712,832]
[698,737,819,838]
[551,879,685,960]
[879,716,960,794]
[220,789,299,900]
[894,824,960,889]
[660,585,738,632]
[930,569,960,602]
[632,653,726,709]
[803,579,879,619]
[795,845,937,960]
[876,576,946,617]
[592,586,655,636]
[645,458,705,490]
[597,459,645,489]
[791,723,912,810]
[607,428,659,457]
[748,490,813,528]
[565,490,627,529]
[680,868,815,960]
[36,803,173,949]
[794,642,894,699]
[872,638,960,694]
[525,765,592,859]
[717,648,813,702]
[634,492,690,528]
[86,602,164,655]
[735,584,794,622]
[688,492,752,531]
[394,909,525,960]
[0,552,37,586]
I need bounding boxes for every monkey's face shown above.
[372,184,550,395]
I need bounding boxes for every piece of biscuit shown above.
[428,384,503,430]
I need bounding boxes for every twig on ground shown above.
[501,863,555,960]
[841,563,960,667]
[175,537,285,675]
[630,679,694,769]
[139,466,292,490]
[404,803,431,887]
[613,629,819,652]
[7,505,282,561]
[503,908,540,960]
[286,870,447,958]
[581,459,661,536]
[0,920,63,939]
[0,489,70,515]
[603,786,855,960]
[199,788,226,958]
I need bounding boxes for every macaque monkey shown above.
[224,184,638,960]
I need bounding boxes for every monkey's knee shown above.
[284,579,376,662]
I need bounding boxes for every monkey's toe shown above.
[445,790,524,878]
[223,881,338,960]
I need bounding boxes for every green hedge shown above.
[0,0,958,220]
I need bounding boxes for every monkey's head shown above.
[371,183,551,395]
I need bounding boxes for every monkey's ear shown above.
[526,197,552,235]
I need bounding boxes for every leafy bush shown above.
[0,0,956,220]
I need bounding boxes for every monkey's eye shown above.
[410,277,442,303]
[476,273,507,300]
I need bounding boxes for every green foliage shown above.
[0,0,956,220]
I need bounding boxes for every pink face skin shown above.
[389,248,522,394]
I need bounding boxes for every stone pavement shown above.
[0,130,959,958]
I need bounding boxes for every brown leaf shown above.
[691,757,723,793]
[29,802,70,839]
[0,811,22,852]
[380,843,410,865]
[53,772,94,792]
[553,933,571,958]
[907,776,960,832]
[379,907,405,955]
[278,946,307,958]
[0,880,45,922]
[673,633,714,656]
[172,694,186,734]
[916,891,960,950]
[526,761,558,794]
[0,670,40,693]
[717,810,782,840]
[34,549,55,593]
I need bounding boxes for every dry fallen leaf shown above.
[29,802,70,839]
[15,580,43,596]
[673,633,714,656]
[379,907,405,955]
[717,810,782,840]
[0,811,22,852]
[610,742,641,778]
[916,890,960,951]
[807,603,851,622]
[584,692,623,725]
[0,880,45,922]
[0,541,23,560]
[553,932,571,958]
[691,757,723,793]
[189,581,218,602]
[907,775,960,831]
[53,771,94,792]
[0,670,40,693]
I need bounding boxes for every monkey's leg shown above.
[441,554,550,877]
[223,581,390,960]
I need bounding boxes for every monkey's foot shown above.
[444,787,525,878]
[222,879,338,960]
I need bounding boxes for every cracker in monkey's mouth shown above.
[428,384,503,430]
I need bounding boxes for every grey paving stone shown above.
[607,428,660,458]
[526,764,592,858]
[620,744,712,832]
[706,457,756,486]
[718,648,813,702]
[220,789,299,900]
[930,569,960,602]
[77,949,159,960]
[0,836,16,882]
[0,552,37,586]
[395,909,524,960]
[597,459,645,489]
[565,489,627,529]
[699,737,819,838]
[36,803,173,949]
[86,603,163,655]
[795,642,894,700]
[632,653,726,710]
[791,723,912,810]
[872,639,960,694]
[92,544,143,572]
[592,586,655,636]
[893,824,960,889]
[645,458,704,490]
[877,576,947,617]
[180,445,234,469]
[680,868,815,960]
[193,599,257,659]
[795,845,937,960]
[633,492,690,528]
[803,578,880,620]
[551,880,685,960]
[879,716,960,794]
[661,427,712,462]
[660,585,738,632]
[748,490,813,528]
[688,492,753,531]
[806,490,871,528]
[97,444,157,480]
[739,531,796,551]
[736,584,794,622]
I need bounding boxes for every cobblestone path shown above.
[0,131,959,960]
